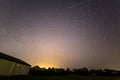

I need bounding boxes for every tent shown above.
[0,52,31,75]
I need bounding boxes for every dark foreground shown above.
[0,75,120,80]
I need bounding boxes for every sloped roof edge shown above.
[0,52,31,66]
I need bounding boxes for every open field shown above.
[0,75,120,80]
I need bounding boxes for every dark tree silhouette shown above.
[29,65,120,76]
[73,67,89,75]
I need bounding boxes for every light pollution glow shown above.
[0,0,120,69]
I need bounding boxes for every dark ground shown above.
[0,75,120,80]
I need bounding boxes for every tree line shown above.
[29,65,120,76]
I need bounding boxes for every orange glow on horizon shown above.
[37,63,59,68]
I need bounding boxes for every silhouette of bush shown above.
[29,65,41,75]
[73,67,89,75]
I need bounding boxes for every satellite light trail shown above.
[68,0,93,8]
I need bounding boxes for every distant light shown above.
[17,64,20,67]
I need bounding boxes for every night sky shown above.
[0,0,120,69]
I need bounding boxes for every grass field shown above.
[0,75,120,80]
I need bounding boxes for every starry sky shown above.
[0,0,120,69]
